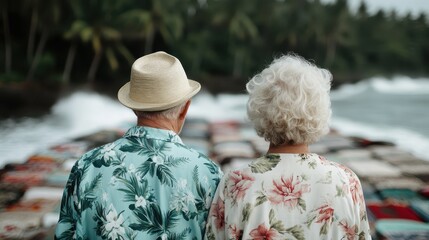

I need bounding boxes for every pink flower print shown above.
[319,155,329,165]
[339,220,358,240]
[228,224,243,240]
[211,199,225,230]
[349,176,363,205]
[316,204,334,224]
[268,175,310,209]
[228,170,255,201]
[249,224,279,240]
[339,164,355,178]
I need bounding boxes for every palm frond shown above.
[106,47,119,70]
[168,228,191,240]
[111,151,125,166]
[125,227,138,240]
[156,164,176,186]
[120,138,145,153]
[204,162,219,175]
[58,229,76,240]
[192,166,199,184]
[117,175,140,202]
[58,195,75,224]
[131,204,164,235]
[113,166,127,178]
[164,209,180,230]
[138,159,156,177]
[94,202,106,220]
[165,156,189,167]
[141,138,170,158]
[80,173,102,211]
[116,43,134,64]
[85,172,102,193]
[120,143,141,153]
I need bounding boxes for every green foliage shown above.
[250,154,281,173]
[242,202,252,222]
[80,172,102,211]
[1,0,428,88]
[0,72,26,83]
[117,175,153,204]
[130,203,179,237]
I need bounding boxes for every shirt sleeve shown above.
[204,176,227,240]
[54,165,79,240]
[343,169,372,240]
[354,176,372,239]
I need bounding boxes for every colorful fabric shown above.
[55,126,222,239]
[205,153,371,240]
[375,219,429,240]
[367,202,423,221]
[410,200,429,222]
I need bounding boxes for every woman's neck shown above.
[267,143,309,154]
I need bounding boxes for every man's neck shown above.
[137,117,181,134]
[267,143,309,154]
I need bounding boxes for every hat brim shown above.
[117,79,201,111]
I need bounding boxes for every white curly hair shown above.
[246,54,332,145]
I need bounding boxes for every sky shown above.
[322,0,429,17]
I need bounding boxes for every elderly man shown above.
[55,51,223,239]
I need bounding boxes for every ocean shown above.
[0,76,428,167]
[330,76,429,160]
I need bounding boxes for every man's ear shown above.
[179,100,191,120]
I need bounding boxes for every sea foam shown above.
[1,76,428,166]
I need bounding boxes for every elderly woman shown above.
[204,55,371,239]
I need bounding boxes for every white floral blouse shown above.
[204,153,372,240]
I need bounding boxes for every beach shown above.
[0,77,429,239]
[1,117,429,238]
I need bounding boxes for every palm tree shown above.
[208,0,258,77]
[67,0,134,84]
[1,0,12,73]
[61,38,77,85]
[120,0,185,55]
[321,0,353,67]
[173,0,218,77]
[25,0,62,82]
[23,0,40,62]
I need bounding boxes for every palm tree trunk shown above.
[27,7,38,61]
[144,26,155,54]
[325,38,337,67]
[26,29,49,82]
[2,5,12,73]
[191,50,202,75]
[233,50,243,77]
[87,48,103,84]
[62,43,77,85]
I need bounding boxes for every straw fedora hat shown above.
[118,51,201,111]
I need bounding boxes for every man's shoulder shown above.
[171,144,220,166]
[169,143,222,175]
[75,139,123,165]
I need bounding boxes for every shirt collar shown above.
[123,126,183,144]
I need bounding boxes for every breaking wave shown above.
[1,76,429,166]
[331,76,429,100]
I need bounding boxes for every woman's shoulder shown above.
[220,153,361,183]
[314,154,361,183]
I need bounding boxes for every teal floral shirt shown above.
[55,126,222,240]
